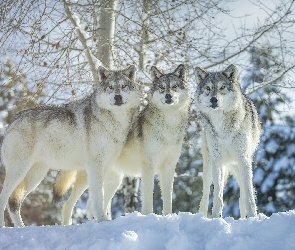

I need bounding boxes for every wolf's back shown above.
[243,94,261,148]
[1,101,88,171]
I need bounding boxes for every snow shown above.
[265,140,279,154]
[261,172,278,193]
[1,211,295,250]
[287,144,295,157]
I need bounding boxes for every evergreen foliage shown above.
[0,58,38,126]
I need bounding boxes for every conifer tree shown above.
[0,58,38,125]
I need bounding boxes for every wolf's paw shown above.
[63,218,72,225]
[211,212,222,219]
[245,212,257,218]
[94,214,109,223]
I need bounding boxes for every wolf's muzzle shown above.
[165,93,172,104]
[210,97,218,109]
[114,95,123,106]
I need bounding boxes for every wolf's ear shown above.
[150,66,163,80]
[194,67,208,85]
[123,64,137,81]
[173,64,186,81]
[222,64,238,83]
[98,66,111,82]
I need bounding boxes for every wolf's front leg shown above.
[86,162,108,223]
[86,169,123,221]
[199,132,212,217]
[237,159,257,218]
[199,170,212,218]
[233,139,257,218]
[211,159,225,218]
[159,165,175,215]
[141,167,154,215]
[103,170,124,219]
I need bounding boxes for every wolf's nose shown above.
[165,94,172,100]
[210,97,218,104]
[114,95,123,105]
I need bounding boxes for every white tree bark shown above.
[139,0,151,70]
[97,0,118,69]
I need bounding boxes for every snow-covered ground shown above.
[1,211,295,250]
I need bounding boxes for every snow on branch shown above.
[245,64,295,95]
[63,0,99,83]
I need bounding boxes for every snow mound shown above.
[1,211,295,250]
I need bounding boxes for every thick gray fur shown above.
[0,65,141,227]
[52,64,192,225]
[194,64,261,218]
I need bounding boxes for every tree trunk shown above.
[139,0,151,70]
[97,0,118,69]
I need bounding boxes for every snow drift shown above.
[0,211,295,250]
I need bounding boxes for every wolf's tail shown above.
[53,170,77,203]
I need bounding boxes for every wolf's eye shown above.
[108,85,113,89]
[122,85,127,89]
[159,85,165,90]
[172,85,178,89]
[220,85,226,90]
[205,86,211,91]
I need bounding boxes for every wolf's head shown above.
[96,65,140,109]
[194,64,241,112]
[150,64,190,108]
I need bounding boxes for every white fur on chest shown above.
[115,103,189,176]
[204,110,231,144]
[202,109,240,166]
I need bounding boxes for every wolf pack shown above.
[0,63,261,227]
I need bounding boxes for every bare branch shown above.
[246,64,295,95]
[63,0,99,83]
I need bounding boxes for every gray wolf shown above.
[53,64,191,225]
[194,64,261,218]
[0,65,141,227]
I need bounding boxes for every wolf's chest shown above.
[205,114,234,143]
[149,114,185,141]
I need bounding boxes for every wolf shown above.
[0,65,141,227]
[54,168,124,225]
[52,64,191,225]
[194,64,261,218]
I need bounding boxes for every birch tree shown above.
[96,0,118,68]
